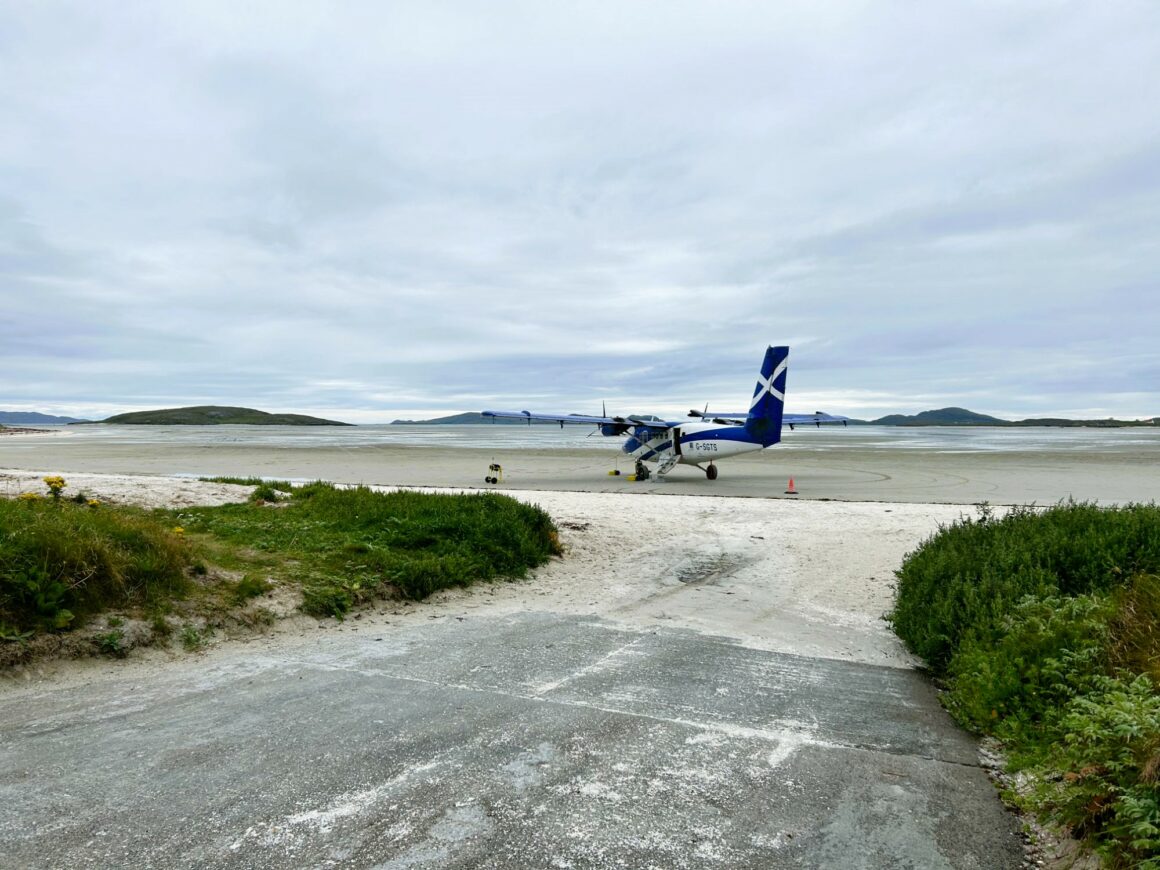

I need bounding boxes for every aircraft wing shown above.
[482,410,627,426]
[481,410,686,430]
[784,412,850,425]
[685,411,748,425]
[687,410,850,427]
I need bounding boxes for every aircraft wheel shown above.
[706,464,718,480]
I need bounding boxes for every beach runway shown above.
[2,430,1158,503]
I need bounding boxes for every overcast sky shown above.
[3,2,1158,423]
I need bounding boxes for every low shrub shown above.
[945,592,1113,733]
[1030,674,1160,860]
[891,502,1160,866]
[892,502,1160,674]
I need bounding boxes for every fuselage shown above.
[622,421,764,465]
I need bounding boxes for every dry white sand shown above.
[1,469,974,671]
[0,469,253,508]
[421,489,972,668]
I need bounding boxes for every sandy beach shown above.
[3,425,1159,504]
[2,428,1157,669]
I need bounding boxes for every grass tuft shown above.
[200,476,294,492]
[0,498,193,634]
[180,623,210,651]
[232,575,272,604]
[96,629,127,658]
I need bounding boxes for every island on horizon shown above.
[82,406,352,426]
[395,407,1160,428]
[0,411,90,425]
[866,407,1159,427]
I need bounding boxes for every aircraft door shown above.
[673,428,682,455]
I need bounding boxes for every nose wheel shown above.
[705,463,718,480]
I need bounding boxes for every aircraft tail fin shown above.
[745,345,788,447]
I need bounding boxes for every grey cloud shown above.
[1,2,1158,420]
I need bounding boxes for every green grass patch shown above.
[0,497,193,634]
[232,574,272,604]
[3,481,561,648]
[199,476,294,490]
[890,502,1160,866]
[199,476,295,502]
[169,483,561,618]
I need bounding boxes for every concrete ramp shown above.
[0,613,1022,868]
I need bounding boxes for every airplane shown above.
[481,345,848,481]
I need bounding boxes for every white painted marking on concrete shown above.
[531,634,649,695]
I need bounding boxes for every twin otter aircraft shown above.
[482,345,847,481]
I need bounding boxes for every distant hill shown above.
[1005,416,1160,428]
[0,411,89,425]
[870,407,1008,426]
[393,412,490,425]
[393,408,1160,428]
[865,408,1158,427]
[393,412,560,425]
[95,406,351,426]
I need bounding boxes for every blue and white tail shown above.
[745,345,788,447]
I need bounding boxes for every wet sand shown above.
[2,432,1157,504]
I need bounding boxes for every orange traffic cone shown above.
[785,477,797,495]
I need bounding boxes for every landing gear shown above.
[634,460,651,481]
[705,464,718,481]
